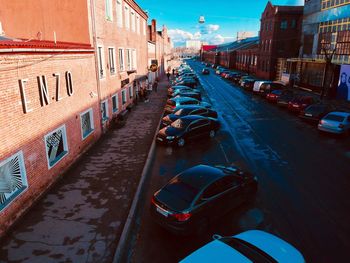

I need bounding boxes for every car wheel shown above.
[177,138,185,147]
[209,130,216,138]
[196,218,209,236]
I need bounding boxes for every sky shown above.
[136,0,304,46]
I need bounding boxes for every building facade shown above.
[284,0,350,98]
[0,0,169,236]
[256,2,303,80]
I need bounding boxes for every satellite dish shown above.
[199,16,205,24]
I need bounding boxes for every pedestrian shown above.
[152,79,158,92]
[172,68,175,76]
[166,72,171,81]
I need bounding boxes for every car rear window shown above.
[167,100,175,106]
[324,114,345,122]
[219,237,278,263]
[272,90,282,95]
[164,179,199,204]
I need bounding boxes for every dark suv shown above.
[288,96,319,113]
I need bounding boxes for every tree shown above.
[320,39,336,100]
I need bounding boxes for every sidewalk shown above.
[0,78,169,263]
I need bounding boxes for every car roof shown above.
[171,97,198,102]
[180,239,250,263]
[177,164,227,190]
[234,230,305,263]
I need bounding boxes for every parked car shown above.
[239,76,254,87]
[150,164,257,234]
[180,230,305,263]
[156,116,220,146]
[318,111,350,135]
[211,64,218,69]
[242,78,257,91]
[202,68,210,75]
[266,89,284,103]
[175,92,202,101]
[259,82,286,97]
[165,98,211,114]
[220,70,231,78]
[232,73,248,84]
[175,78,198,88]
[277,91,297,107]
[253,80,273,93]
[288,96,318,113]
[299,103,336,123]
[162,106,218,127]
[170,88,201,97]
[205,63,211,67]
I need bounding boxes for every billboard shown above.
[337,65,350,101]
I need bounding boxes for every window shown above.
[45,125,69,168]
[80,108,94,139]
[0,151,28,211]
[126,49,132,70]
[142,19,146,35]
[136,15,140,34]
[122,89,127,104]
[291,19,296,29]
[108,47,116,74]
[129,86,133,98]
[97,46,105,79]
[101,100,108,121]
[280,20,288,30]
[131,10,136,32]
[105,0,113,21]
[118,48,125,71]
[132,49,137,69]
[124,5,130,29]
[112,94,119,113]
[116,0,123,27]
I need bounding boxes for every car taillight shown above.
[319,120,324,125]
[172,212,191,222]
[339,124,344,128]
[151,196,157,205]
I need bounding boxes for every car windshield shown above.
[272,90,283,95]
[324,114,345,122]
[219,237,278,263]
[164,178,199,204]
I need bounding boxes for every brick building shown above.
[0,0,169,236]
[256,1,303,80]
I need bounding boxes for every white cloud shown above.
[207,24,220,33]
[168,29,194,43]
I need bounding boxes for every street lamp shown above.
[320,39,336,100]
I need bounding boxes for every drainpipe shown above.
[90,0,104,132]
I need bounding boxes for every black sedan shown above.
[299,103,336,123]
[202,68,210,75]
[150,164,258,235]
[162,106,218,127]
[156,115,220,147]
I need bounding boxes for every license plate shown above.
[293,105,298,108]
[305,113,312,117]
[156,207,168,217]
[157,137,163,142]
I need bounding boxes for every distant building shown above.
[186,40,202,50]
[236,31,255,41]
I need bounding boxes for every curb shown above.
[112,88,166,263]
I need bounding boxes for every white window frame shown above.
[136,15,140,34]
[112,93,119,113]
[142,19,146,36]
[116,0,123,27]
[97,45,105,79]
[44,125,69,169]
[80,108,95,140]
[131,9,136,32]
[0,151,28,211]
[105,0,113,21]
[122,89,127,105]
[108,47,116,75]
[118,48,125,71]
[124,4,130,29]
[101,99,109,122]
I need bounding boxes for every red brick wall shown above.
[0,52,101,235]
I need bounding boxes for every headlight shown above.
[166,136,175,140]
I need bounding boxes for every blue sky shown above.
[136,0,304,46]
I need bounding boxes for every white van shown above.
[253,80,272,93]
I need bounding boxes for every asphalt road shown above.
[128,60,350,263]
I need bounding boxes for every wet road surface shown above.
[129,60,350,263]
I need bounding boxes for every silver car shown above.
[318,111,350,135]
